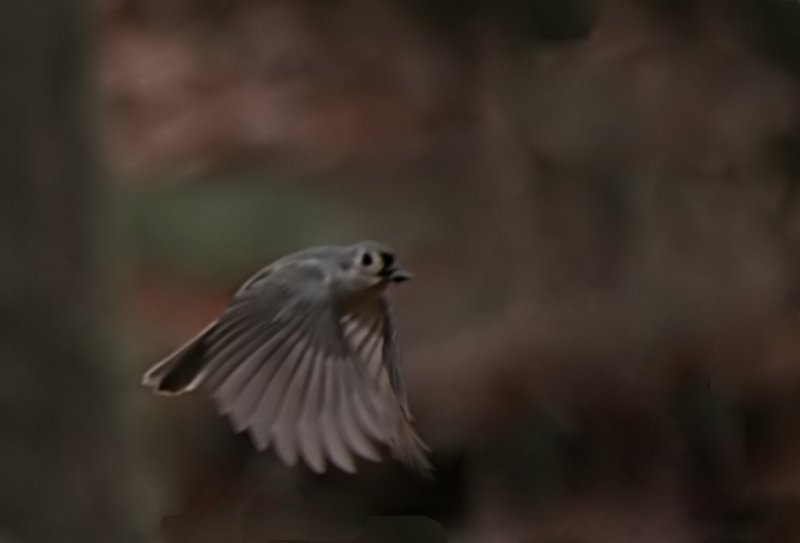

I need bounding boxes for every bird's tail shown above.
[141,322,216,395]
[390,416,434,478]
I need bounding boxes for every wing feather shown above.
[319,353,357,473]
[297,349,327,473]
[336,355,382,461]
[247,322,313,450]
[271,322,321,465]
[204,321,272,392]
[219,311,311,424]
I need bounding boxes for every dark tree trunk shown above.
[0,2,132,541]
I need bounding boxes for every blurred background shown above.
[3,0,800,541]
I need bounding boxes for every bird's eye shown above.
[358,250,383,273]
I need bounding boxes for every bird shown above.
[142,241,432,476]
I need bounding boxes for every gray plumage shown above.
[142,242,432,476]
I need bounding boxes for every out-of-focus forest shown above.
[4,0,800,541]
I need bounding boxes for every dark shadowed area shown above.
[3,0,800,541]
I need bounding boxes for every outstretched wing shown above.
[340,297,411,416]
[199,264,418,474]
[337,296,431,474]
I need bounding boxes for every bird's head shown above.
[333,241,412,296]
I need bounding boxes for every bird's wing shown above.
[338,296,432,475]
[200,264,407,474]
[380,297,412,418]
[341,297,411,417]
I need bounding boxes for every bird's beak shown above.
[381,266,413,282]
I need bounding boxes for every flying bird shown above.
[142,241,432,476]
